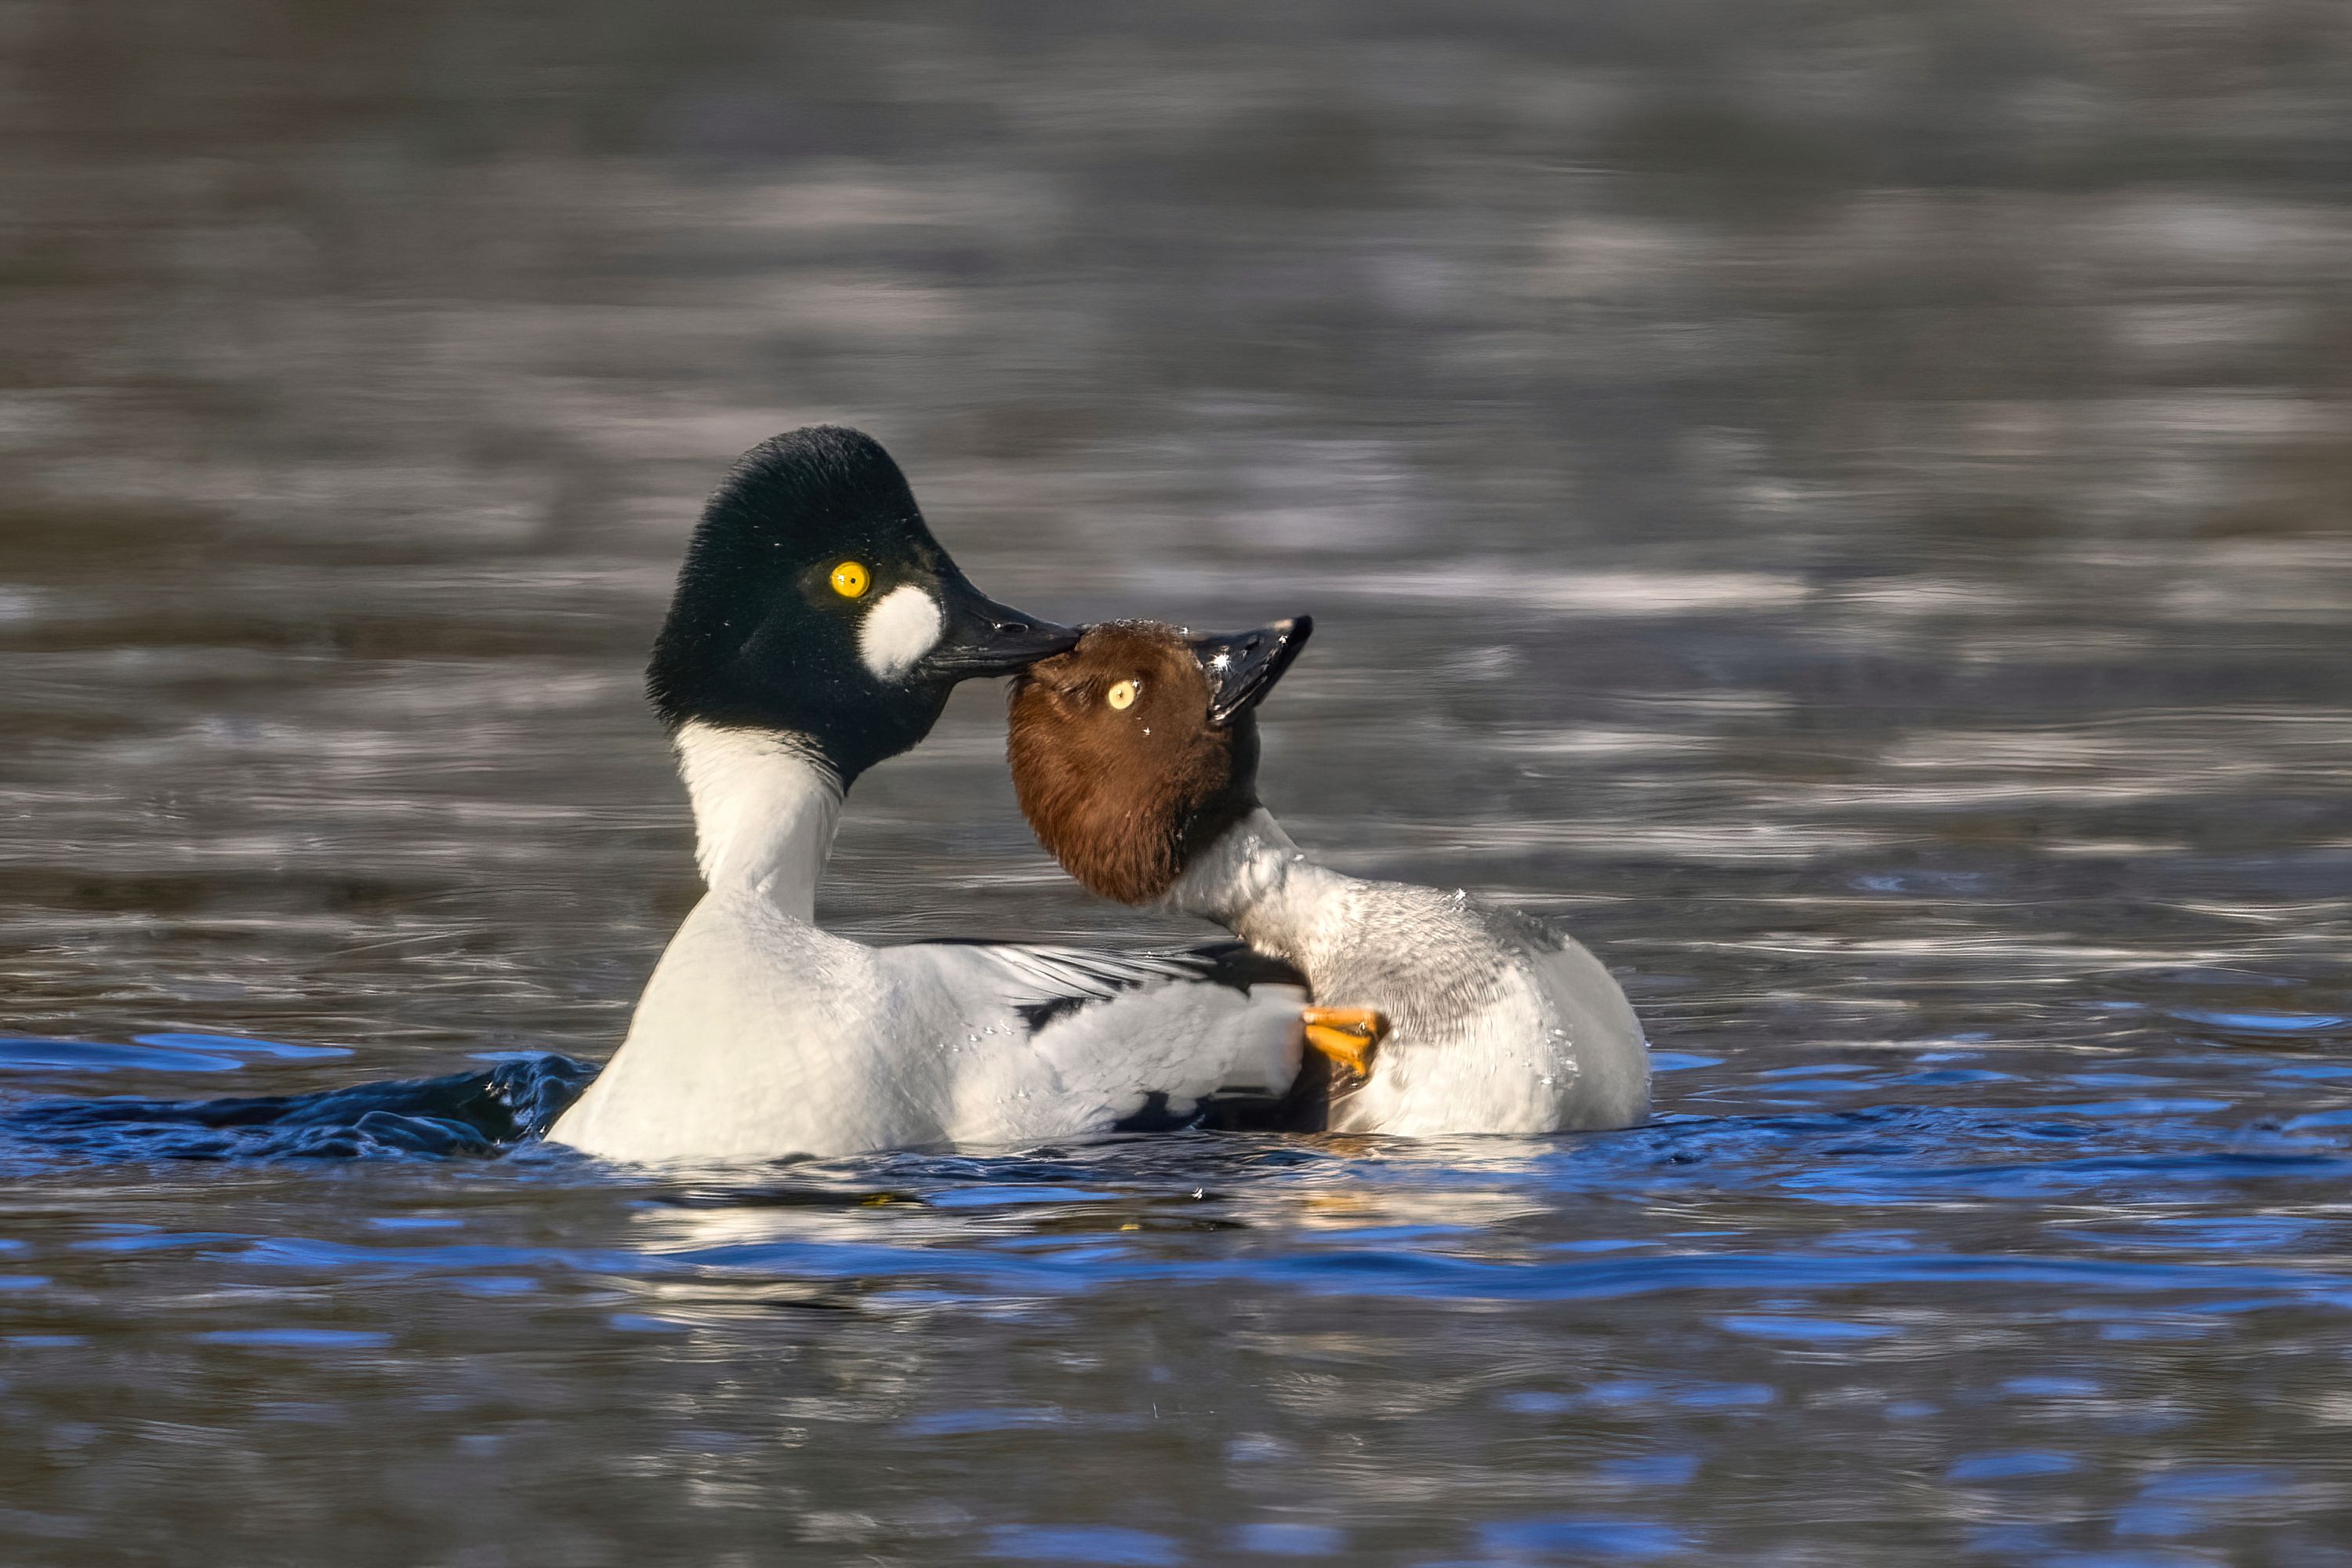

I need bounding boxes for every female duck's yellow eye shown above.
[829,561,870,598]
[1106,680,1138,711]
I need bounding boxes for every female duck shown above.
[1007,619,1650,1135]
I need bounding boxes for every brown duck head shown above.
[1007,617,1312,904]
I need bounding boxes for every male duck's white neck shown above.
[1160,806,1351,964]
[673,719,844,919]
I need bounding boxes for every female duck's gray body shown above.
[1007,618,1649,1137]
[1165,805,1646,1134]
[547,430,1305,1164]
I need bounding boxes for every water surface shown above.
[3,2,2350,1563]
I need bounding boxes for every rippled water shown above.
[5,2,2352,1562]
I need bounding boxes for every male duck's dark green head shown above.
[649,426,1077,783]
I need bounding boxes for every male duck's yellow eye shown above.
[829,561,870,598]
[1106,680,1138,711]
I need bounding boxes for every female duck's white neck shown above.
[1160,806,1350,963]
[673,720,844,920]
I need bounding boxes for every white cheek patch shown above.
[858,584,945,681]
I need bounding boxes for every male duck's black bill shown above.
[915,576,1080,679]
[1189,615,1313,726]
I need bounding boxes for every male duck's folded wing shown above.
[908,938,1298,1025]
[880,938,1311,1124]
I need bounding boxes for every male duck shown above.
[1007,619,1650,1135]
[549,430,1305,1163]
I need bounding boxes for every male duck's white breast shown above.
[550,892,946,1163]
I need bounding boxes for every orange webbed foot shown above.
[1301,1006,1388,1081]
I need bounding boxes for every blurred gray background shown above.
[2,0,2348,1058]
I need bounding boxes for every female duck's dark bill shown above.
[916,576,1082,677]
[1188,615,1313,725]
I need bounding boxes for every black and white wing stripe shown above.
[883,937,1311,1128]
[909,938,1305,1032]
